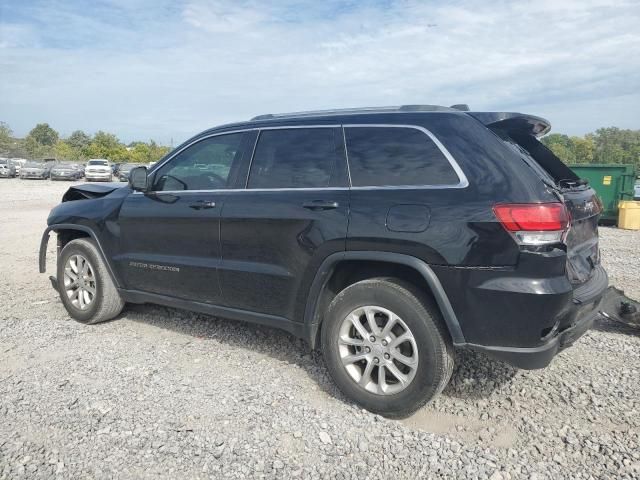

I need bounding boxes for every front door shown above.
[219,126,350,321]
[116,130,255,303]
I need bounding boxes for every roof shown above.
[250,104,470,121]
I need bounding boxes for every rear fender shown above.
[303,251,465,349]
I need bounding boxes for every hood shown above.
[62,182,126,202]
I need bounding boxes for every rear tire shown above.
[57,238,124,324]
[321,277,454,418]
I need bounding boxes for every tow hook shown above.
[599,287,640,328]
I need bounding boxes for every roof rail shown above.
[250,104,461,121]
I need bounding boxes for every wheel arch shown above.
[303,252,465,349]
[39,224,122,288]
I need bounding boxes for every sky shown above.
[1,0,639,145]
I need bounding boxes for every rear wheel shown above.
[57,238,124,324]
[321,278,454,418]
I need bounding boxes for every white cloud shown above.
[0,0,639,143]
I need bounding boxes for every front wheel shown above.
[57,238,124,324]
[321,278,454,418]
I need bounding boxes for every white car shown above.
[10,158,27,175]
[634,182,640,201]
[85,159,113,182]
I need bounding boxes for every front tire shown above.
[321,278,454,418]
[57,238,124,324]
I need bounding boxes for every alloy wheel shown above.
[338,306,419,395]
[64,254,97,311]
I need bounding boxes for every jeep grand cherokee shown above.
[39,105,608,417]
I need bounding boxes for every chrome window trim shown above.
[133,187,350,195]
[342,123,469,189]
[141,123,468,195]
[149,128,258,176]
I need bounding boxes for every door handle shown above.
[302,200,339,211]
[189,200,216,210]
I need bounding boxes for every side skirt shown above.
[119,289,306,338]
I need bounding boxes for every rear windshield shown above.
[88,160,108,166]
[492,129,579,186]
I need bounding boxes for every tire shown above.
[321,277,454,418]
[56,238,124,324]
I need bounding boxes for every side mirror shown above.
[129,166,148,192]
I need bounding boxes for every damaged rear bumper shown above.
[466,265,609,369]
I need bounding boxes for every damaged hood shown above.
[62,182,126,202]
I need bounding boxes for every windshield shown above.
[88,160,108,166]
[121,163,137,171]
[25,162,43,167]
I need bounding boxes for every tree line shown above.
[0,121,170,164]
[2,120,639,170]
[540,127,640,170]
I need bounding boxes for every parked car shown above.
[85,159,113,182]
[0,158,17,178]
[10,158,27,176]
[117,163,138,181]
[39,105,608,417]
[20,161,54,179]
[634,182,640,200]
[50,162,83,181]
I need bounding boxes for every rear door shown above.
[219,126,349,320]
[116,131,254,303]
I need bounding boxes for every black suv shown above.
[39,105,608,417]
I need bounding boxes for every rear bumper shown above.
[51,174,77,180]
[450,265,608,369]
[467,307,599,369]
[21,173,47,179]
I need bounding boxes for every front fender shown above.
[39,224,122,288]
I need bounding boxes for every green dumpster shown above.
[570,164,637,223]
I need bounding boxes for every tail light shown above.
[493,203,570,245]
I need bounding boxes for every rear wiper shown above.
[558,178,588,190]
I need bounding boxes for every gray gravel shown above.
[1,178,639,479]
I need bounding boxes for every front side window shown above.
[344,126,460,187]
[248,128,340,189]
[153,133,245,191]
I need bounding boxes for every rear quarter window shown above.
[344,126,460,187]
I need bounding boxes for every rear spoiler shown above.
[469,112,551,138]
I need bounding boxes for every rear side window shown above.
[248,128,340,189]
[344,127,459,187]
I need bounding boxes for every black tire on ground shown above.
[321,277,454,418]
[56,238,124,324]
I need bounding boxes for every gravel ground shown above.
[1,178,639,479]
